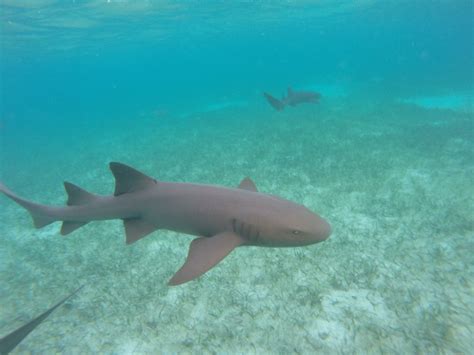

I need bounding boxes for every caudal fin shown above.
[263,92,285,111]
[0,181,56,228]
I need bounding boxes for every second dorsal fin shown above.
[238,177,258,192]
[109,162,157,196]
[61,182,100,236]
[64,182,98,206]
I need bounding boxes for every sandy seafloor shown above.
[0,90,473,354]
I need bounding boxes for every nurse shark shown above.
[0,162,331,285]
[264,87,321,111]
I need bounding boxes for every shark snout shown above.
[312,216,331,242]
[319,218,332,241]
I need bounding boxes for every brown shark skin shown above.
[0,163,331,285]
[264,87,321,111]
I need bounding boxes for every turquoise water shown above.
[0,1,473,353]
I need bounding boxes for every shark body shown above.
[0,162,331,285]
[264,87,321,111]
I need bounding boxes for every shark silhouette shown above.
[264,87,321,111]
[0,163,331,285]
[0,286,83,354]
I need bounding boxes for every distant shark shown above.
[264,87,321,111]
[0,286,82,354]
[0,162,331,285]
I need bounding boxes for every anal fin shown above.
[123,218,158,244]
[61,221,88,236]
[32,214,55,229]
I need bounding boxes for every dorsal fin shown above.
[287,87,294,97]
[61,182,98,235]
[64,182,98,206]
[238,177,258,192]
[109,162,157,196]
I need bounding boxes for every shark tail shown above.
[0,182,56,228]
[263,92,285,111]
[0,181,99,235]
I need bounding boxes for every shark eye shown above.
[292,230,301,236]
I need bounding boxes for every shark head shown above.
[266,202,330,247]
[240,196,331,247]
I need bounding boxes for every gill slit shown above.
[232,217,260,243]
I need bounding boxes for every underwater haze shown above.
[0,0,473,353]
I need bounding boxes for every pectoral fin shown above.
[168,231,245,286]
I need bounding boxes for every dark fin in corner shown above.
[109,162,157,196]
[0,285,84,355]
[168,232,245,286]
[238,177,258,192]
[263,92,285,111]
[123,218,158,244]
